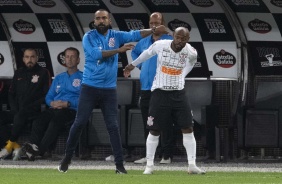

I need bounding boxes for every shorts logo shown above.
[147,116,154,126]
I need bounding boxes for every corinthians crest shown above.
[31,75,39,83]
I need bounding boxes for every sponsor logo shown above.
[0,0,23,6]
[36,48,45,59]
[13,19,36,34]
[0,53,4,65]
[248,19,272,34]
[193,54,202,68]
[256,47,282,67]
[57,51,66,66]
[190,0,214,7]
[260,54,282,67]
[72,79,81,87]
[35,48,46,67]
[48,19,69,34]
[213,49,236,68]
[271,0,282,7]
[256,46,280,58]
[204,18,226,34]
[231,0,260,6]
[161,66,182,75]
[72,0,100,6]
[168,19,191,31]
[124,18,145,30]
[163,86,179,90]
[110,0,133,7]
[151,0,179,6]
[33,0,56,8]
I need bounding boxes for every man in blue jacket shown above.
[131,12,174,164]
[58,9,168,174]
[22,47,83,161]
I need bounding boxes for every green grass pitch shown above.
[0,168,282,184]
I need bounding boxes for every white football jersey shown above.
[132,40,197,91]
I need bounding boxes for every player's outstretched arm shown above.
[123,64,135,78]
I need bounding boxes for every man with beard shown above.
[123,27,206,175]
[0,48,50,160]
[58,9,168,174]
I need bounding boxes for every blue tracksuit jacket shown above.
[131,34,172,90]
[45,70,83,111]
[82,29,143,88]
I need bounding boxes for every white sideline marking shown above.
[1,160,282,172]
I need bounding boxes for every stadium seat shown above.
[237,82,282,151]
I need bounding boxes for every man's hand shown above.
[123,64,135,78]
[50,100,68,109]
[154,25,169,35]
[118,44,135,53]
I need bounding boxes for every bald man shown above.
[131,12,174,164]
[124,27,206,175]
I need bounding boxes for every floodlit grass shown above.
[0,168,282,184]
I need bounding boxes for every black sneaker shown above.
[22,142,39,161]
[58,156,71,173]
[115,164,127,174]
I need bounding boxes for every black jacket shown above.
[8,64,50,113]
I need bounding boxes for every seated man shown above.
[0,80,11,148]
[22,47,83,161]
[0,48,50,160]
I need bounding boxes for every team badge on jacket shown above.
[109,38,115,47]
[31,75,39,83]
[72,79,81,87]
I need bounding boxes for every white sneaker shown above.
[160,157,171,164]
[134,157,146,164]
[0,148,11,159]
[188,164,206,174]
[143,165,154,174]
[12,148,22,161]
[105,155,114,161]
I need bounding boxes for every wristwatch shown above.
[67,101,71,107]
